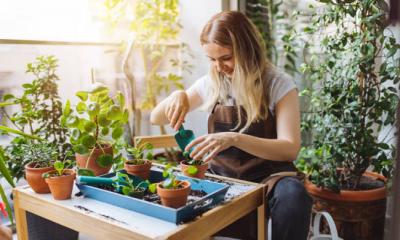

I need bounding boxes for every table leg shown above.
[13,190,28,240]
[258,204,266,240]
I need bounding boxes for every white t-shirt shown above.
[188,70,297,115]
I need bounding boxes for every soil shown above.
[96,185,207,206]
[341,175,385,191]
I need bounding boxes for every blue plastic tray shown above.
[76,169,229,223]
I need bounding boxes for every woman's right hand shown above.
[165,90,190,131]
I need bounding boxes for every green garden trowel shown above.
[175,125,195,156]
[76,174,130,193]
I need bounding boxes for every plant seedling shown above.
[161,164,185,189]
[126,140,154,164]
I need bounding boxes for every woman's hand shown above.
[185,132,238,162]
[165,90,190,131]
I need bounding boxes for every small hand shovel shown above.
[174,125,195,155]
[76,175,128,193]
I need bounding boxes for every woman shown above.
[151,11,312,240]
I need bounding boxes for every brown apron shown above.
[208,102,301,239]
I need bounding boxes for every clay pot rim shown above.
[125,159,152,166]
[305,171,387,202]
[157,180,191,192]
[43,169,76,180]
[25,161,54,170]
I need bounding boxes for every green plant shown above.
[113,172,152,198]
[246,0,300,75]
[102,0,192,140]
[299,0,399,192]
[126,140,154,163]
[63,85,128,171]
[42,160,73,178]
[182,151,202,175]
[0,56,71,180]
[161,164,184,189]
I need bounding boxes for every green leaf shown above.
[112,127,123,140]
[22,83,33,89]
[107,105,123,121]
[98,113,111,127]
[63,100,71,116]
[148,183,157,193]
[71,129,81,140]
[54,161,64,175]
[116,91,125,107]
[76,102,87,114]
[0,148,15,187]
[76,91,88,101]
[77,168,95,176]
[0,125,42,141]
[67,116,79,127]
[73,144,89,155]
[90,86,108,94]
[88,103,100,116]
[0,101,16,108]
[96,154,113,167]
[122,186,131,195]
[187,165,198,175]
[101,127,109,135]
[84,121,96,133]
[3,94,15,101]
[81,135,96,148]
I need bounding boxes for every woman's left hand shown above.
[184,132,237,162]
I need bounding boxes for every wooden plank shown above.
[134,135,178,149]
[13,189,28,240]
[15,189,153,240]
[164,186,264,240]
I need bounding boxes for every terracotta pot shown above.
[124,160,152,180]
[44,169,76,200]
[25,162,54,194]
[180,161,208,179]
[75,145,113,176]
[157,180,191,208]
[304,171,387,240]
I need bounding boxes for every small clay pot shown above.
[25,162,54,193]
[180,161,208,179]
[124,160,152,180]
[157,180,191,208]
[75,144,113,176]
[44,169,76,200]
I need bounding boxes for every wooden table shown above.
[13,174,265,240]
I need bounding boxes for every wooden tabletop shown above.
[13,174,265,240]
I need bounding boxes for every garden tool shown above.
[174,125,195,156]
[76,175,128,193]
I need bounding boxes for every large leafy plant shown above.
[299,0,399,192]
[63,85,129,169]
[0,56,70,180]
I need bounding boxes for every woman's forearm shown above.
[231,133,300,161]
[150,96,170,125]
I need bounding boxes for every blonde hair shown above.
[200,11,273,132]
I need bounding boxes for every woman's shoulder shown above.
[266,67,297,106]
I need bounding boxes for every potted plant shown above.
[180,151,208,179]
[156,164,191,208]
[124,141,153,180]
[0,56,70,193]
[43,160,76,200]
[298,1,399,239]
[113,172,152,199]
[63,85,128,176]
[23,143,58,194]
